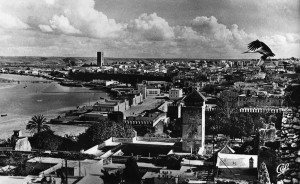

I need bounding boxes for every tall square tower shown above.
[97,52,104,66]
[181,90,206,154]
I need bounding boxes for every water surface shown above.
[0,74,107,139]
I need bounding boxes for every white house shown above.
[169,88,183,100]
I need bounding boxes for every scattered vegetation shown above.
[77,120,135,150]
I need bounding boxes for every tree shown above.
[165,119,182,138]
[295,65,300,73]
[63,57,77,67]
[209,90,262,139]
[233,112,254,138]
[284,85,300,107]
[155,154,182,169]
[202,85,216,94]
[218,90,239,119]
[29,130,63,151]
[101,169,121,184]
[4,152,30,176]
[214,90,240,137]
[123,157,141,183]
[26,114,50,134]
[195,74,208,82]
[77,120,135,149]
[58,136,81,151]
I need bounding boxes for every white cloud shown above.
[191,16,231,40]
[59,0,126,38]
[262,35,287,46]
[174,26,201,41]
[0,0,125,38]
[49,14,81,34]
[38,24,53,33]
[0,12,28,29]
[285,33,300,43]
[127,13,174,41]
[44,0,55,5]
[0,0,298,58]
[260,33,300,57]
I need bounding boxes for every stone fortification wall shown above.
[278,108,300,184]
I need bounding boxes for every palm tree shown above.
[26,114,50,134]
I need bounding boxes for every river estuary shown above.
[0,74,107,139]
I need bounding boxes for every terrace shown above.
[116,143,173,157]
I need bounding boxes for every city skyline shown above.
[0,0,299,59]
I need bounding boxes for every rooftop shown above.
[76,174,104,184]
[118,143,173,157]
[217,168,257,181]
[217,153,258,168]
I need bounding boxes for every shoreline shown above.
[0,74,108,139]
[0,73,52,82]
[0,98,103,139]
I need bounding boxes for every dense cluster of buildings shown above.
[0,53,299,183]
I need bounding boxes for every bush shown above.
[78,120,135,150]
[29,130,81,151]
[40,152,95,160]
[29,130,63,151]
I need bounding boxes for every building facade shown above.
[169,88,183,100]
[93,99,129,112]
[146,88,161,97]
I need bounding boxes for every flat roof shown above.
[27,157,62,164]
[76,174,104,184]
[85,111,108,115]
[133,140,175,146]
[104,162,162,169]
[120,143,173,157]
[94,103,117,107]
[27,157,98,166]
[0,176,36,184]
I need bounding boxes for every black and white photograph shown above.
[0,0,299,183]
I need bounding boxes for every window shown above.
[149,90,158,94]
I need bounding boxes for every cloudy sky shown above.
[0,0,299,58]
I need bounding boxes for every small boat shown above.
[1,114,7,117]
[24,85,27,88]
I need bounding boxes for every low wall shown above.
[112,155,153,164]
[136,136,180,142]
[111,137,133,143]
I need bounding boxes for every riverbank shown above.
[0,101,96,139]
[0,74,108,139]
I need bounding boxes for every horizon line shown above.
[0,55,296,60]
